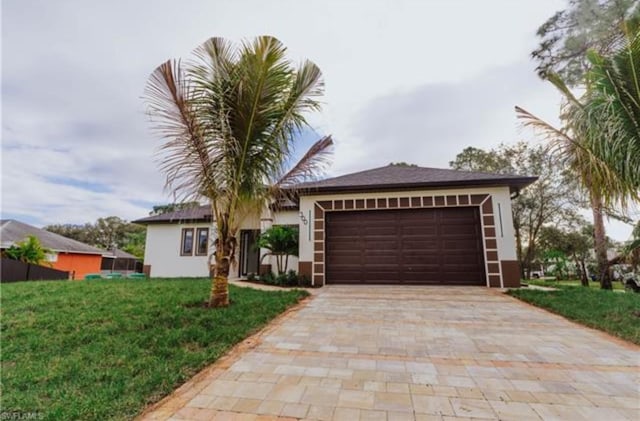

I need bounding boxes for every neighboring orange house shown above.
[51,252,103,279]
[0,219,106,280]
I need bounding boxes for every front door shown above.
[239,230,260,277]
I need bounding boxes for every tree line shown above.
[45,216,146,259]
[450,0,640,289]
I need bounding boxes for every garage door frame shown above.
[311,193,503,288]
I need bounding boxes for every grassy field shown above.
[508,284,640,345]
[525,278,625,290]
[1,278,308,420]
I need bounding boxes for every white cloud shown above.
[1,0,634,240]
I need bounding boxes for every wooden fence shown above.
[1,258,70,282]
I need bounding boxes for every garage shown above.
[325,207,486,285]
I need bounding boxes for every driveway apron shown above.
[142,286,639,421]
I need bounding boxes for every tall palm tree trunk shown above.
[209,209,233,307]
[591,191,612,290]
[209,237,231,307]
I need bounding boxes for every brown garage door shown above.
[325,207,485,285]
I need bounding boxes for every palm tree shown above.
[144,36,332,307]
[516,21,640,289]
[257,225,299,274]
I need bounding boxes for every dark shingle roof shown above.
[296,164,537,194]
[0,220,107,255]
[133,205,212,225]
[133,166,537,222]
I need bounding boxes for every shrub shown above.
[257,270,310,287]
[259,271,276,285]
[3,235,51,265]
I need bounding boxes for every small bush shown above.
[259,271,276,285]
[275,272,289,286]
[258,270,310,287]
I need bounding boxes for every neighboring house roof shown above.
[296,164,538,194]
[133,206,212,225]
[0,219,107,255]
[102,248,140,260]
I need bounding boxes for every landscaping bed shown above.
[1,278,308,420]
[508,284,640,345]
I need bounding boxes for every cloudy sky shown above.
[1,0,634,240]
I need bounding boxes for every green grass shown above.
[1,278,308,420]
[525,278,625,290]
[508,285,640,345]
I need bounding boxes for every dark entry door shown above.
[325,207,485,285]
[239,230,260,277]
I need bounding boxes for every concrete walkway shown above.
[141,286,639,421]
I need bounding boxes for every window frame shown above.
[195,228,209,256]
[180,228,195,256]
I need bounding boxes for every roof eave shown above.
[296,177,538,196]
[133,217,213,225]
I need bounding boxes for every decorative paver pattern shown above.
[140,286,639,420]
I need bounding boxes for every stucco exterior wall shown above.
[144,223,212,278]
[143,214,261,278]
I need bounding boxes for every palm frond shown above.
[144,60,219,203]
[276,135,333,188]
[515,105,636,207]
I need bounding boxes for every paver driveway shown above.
[143,286,639,421]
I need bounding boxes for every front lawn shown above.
[508,285,640,345]
[1,278,308,420]
[525,278,625,290]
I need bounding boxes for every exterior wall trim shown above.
[312,192,502,287]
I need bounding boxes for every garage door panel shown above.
[400,227,438,237]
[325,207,485,285]
[443,255,482,264]
[442,239,479,248]
[441,226,476,234]
[363,271,401,282]
[326,256,360,268]
[330,228,363,238]
[402,264,441,273]
[401,240,439,250]
[399,212,437,221]
[362,225,398,235]
[401,252,440,262]
[362,256,402,265]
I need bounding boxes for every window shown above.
[196,228,209,256]
[181,228,194,256]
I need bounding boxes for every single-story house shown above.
[0,219,106,280]
[134,164,537,287]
